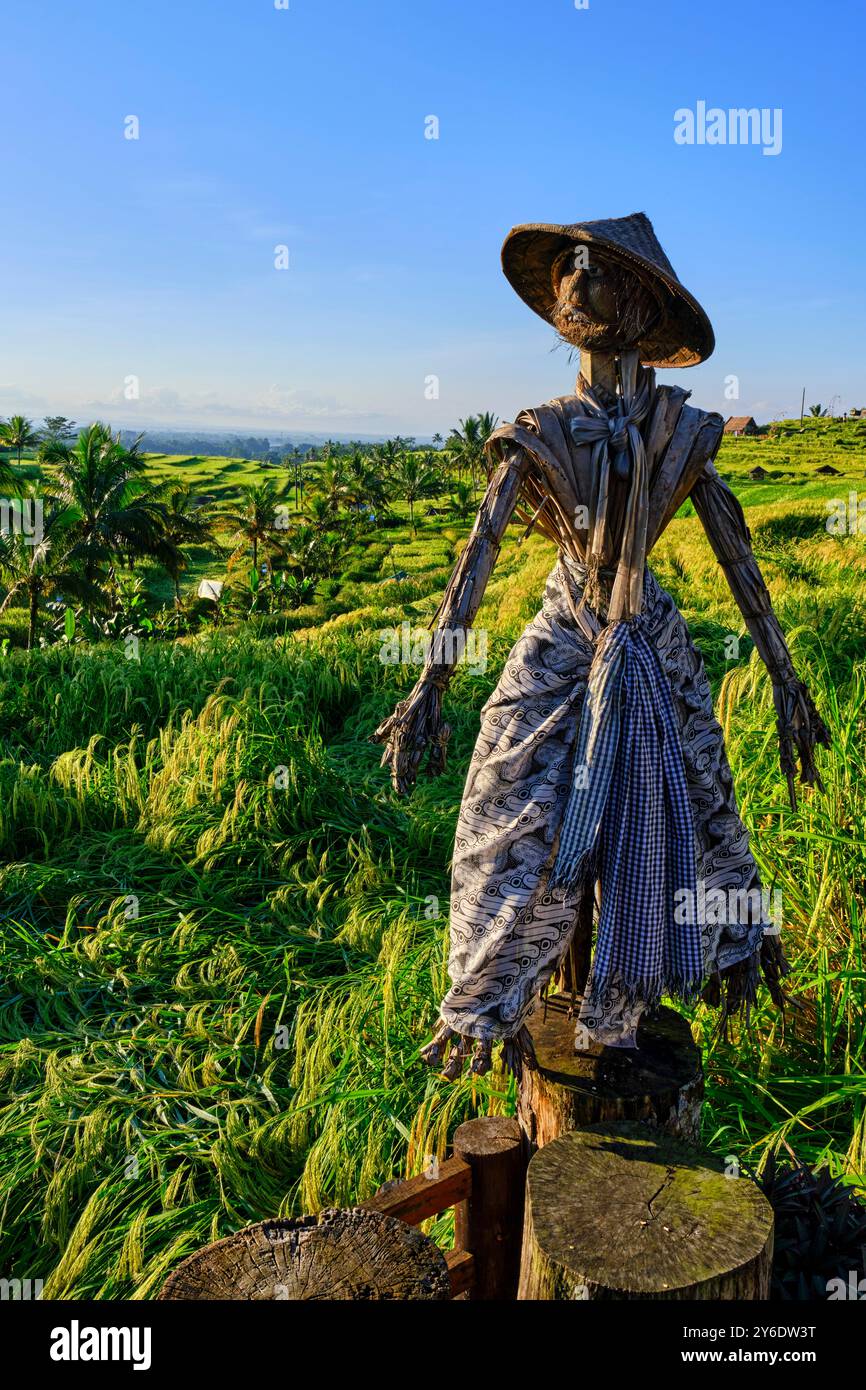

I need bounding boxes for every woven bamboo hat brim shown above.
[501,211,714,369]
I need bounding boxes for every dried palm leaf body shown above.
[372,213,829,1077]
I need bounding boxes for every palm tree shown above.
[344,450,386,514]
[42,423,165,583]
[447,416,483,495]
[223,480,288,573]
[390,451,439,534]
[448,413,499,497]
[157,484,215,603]
[0,497,98,649]
[311,458,351,515]
[446,479,476,520]
[0,415,41,465]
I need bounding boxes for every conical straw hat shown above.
[501,211,714,368]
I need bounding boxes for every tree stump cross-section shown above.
[517,994,704,1149]
[519,1123,774,1300]
[159,1207,451,1301]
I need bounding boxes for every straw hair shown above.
[501,211,715,369]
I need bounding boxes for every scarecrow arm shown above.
[371,448,528,795]
[690,461,830,808]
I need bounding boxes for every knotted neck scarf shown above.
[550,352,704,1009]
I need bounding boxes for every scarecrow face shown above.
[551,247,660,352]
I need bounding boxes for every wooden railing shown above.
[362,1115,525,1300]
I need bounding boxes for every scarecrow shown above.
[373,213,829,1078]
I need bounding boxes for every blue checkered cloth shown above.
[549,614,704,1008]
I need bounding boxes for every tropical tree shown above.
[391,451,439,534]
[344,450,386,514]
[311,458,351,516]
[156,484,215,603]
[447,479,476,521]
[42,423,165,583]
[223,480,288,574]
[41,416,78,447]
[447,416,483,495]
[0,415,41,465]
[808,404,826,418]
[0,497,98,649]
[448,413,499,496]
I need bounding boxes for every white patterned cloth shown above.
[439,557,767,1046]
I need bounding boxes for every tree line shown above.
[0,412,500,649]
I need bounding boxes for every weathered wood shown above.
[560,883,594,997]
[159,1207,450,1301]
[690,460,830,810]
[453,1116,526,1300]
[645,402,708,544]
[444,1248,475,1297]
[362,1155,471,1226]
[371,447,528,795]
[517,994,703,1148]
[518,1122,774,1300]
[579,348,618,398]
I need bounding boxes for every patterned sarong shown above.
[439,560,766,1046]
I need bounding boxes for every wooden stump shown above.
[518,1123,773,1301]
[453,1115,525,1300]
[518,994,703,1149]
[159,1207,450,1301]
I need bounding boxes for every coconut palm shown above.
[42,423,165,583]
[223,480,289,573]
[390,451,440,534]
[311,458,351,516]
[0,497,99,649]
[447,416,483,495]
[344,450,386,514]
[446,479,476,520]
[157,484,215,603]
[0,415,41,465]
[448,413,499,496]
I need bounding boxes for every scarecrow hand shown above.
[419,1023,493,1078]
[773,676,831,810]
[370,674,451,796]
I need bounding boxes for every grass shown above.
[0,419,865,1297]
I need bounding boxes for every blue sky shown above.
[1,0,864,437]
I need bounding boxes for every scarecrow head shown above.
[548,244,663,354]
[501,212,715,369]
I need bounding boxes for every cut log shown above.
[159,1207,450,1301]
[453,1115,526,1300]
[517,994,703,1148]
[518,1123,773,1300]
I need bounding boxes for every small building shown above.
[815,464,841,476]
[724,416,759,437]
[748,465,769,480]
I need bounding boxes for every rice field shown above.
[1,419,865,1298]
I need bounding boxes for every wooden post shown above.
[159,1208,451,1301]
[518,1123,774,1301]
[453,1115,526,1300]
[518,994,704,1149]
[580,349,619,398]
